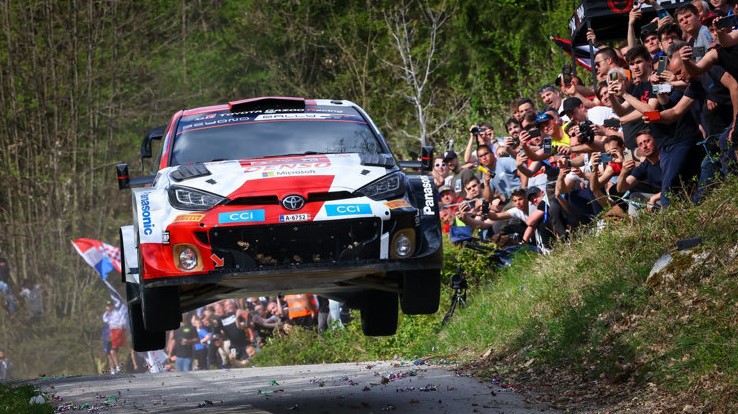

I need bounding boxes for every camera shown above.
[652,83,672,94]
[511,137,520,148]
[578,120,595,144]
[470,126,480,136]
[450,273,468,290]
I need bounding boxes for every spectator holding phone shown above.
[616,129,663,213]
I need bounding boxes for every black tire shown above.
[400,269,441,315]
[126,283,166,352]
[360,290,398,336]
[129,300,167,352]
[137,250,182,331]
[141,285,182,331]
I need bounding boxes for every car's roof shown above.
[180,97,359,117]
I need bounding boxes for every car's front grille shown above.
[209,218,382,271]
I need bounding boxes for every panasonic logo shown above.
[141,192,154,236]
[421,175,435,216]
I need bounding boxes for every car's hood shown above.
[162,153,393,199]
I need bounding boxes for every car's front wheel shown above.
[360,290,398,336]
[400,269,441,314]
[138,250,182,331]
[126,283,166,352]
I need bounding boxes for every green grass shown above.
[253,176,738,410]
[0,383,54,414]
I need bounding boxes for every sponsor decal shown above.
[607,0,632,13]
[421,175,435,216]
[384,199,412,210]
[162,231,170,245]
[173,213,206,223]
[218,209,266,224]
[255,113,332,121]
[241,156,331,173]
[261,170,317,177]
[279,213,311,222]
[140,192,154,236]
[325,204,372,216]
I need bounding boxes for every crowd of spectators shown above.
[153,294,344,372]
[436,0,738,254]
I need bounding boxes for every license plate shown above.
[279,213,311,222]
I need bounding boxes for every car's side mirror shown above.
[140,126,165,159]
[398,146,434,171]
[116,163,155,190]
[420,146,434,172]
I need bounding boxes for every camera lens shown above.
[471,127,479,135]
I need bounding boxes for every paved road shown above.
[38,361,558,413]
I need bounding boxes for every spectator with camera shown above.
[439,185,462,234]
[594,47,630,83]
[499,117,523,158]
[464,122,495,164]
[475,144,521,205]
[626,1,665,61]
[659,40,738,202]
[615,128,663,213]
[609,65,659,152]
[658,23,683,53]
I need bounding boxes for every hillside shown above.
[254,177,738,412]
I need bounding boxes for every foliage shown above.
[0,383,54,414]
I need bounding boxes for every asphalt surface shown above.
[37,360,558,413]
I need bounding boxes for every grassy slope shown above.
[256,177,738,412]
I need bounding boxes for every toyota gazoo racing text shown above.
[117,97,442,351]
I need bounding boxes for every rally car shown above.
[117,97,443,351]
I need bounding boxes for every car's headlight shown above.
[355,172,406,201]
[168,186,225,211]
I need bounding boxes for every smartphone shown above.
[656,56,667,74]
[652,83,672,94]
[603,118,621,129]
[644,110,661,122]
[528,129,542,138]
[608,71,619,81]
[543,137,553,155]
[656,9,669,19]
[600,153,613,164]
[623,149,633,162]
[715,15,738,30]
[692,46,706,61]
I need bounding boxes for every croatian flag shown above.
[71,238,122,281]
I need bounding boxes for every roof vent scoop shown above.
[170,163,211,182]
[360,153,396,168]
[229,97,305,113]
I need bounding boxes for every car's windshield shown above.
[170,109,384,166]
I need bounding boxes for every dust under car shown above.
[117,97,443,351]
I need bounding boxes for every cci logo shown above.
[218,209,266,224]
[325,204,371,216]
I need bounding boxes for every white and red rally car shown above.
[117,97,442,351]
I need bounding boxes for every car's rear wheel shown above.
[138,250,182,331]
[360,290,398,336]
[126,283,166,352]
[400,269,441,314]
